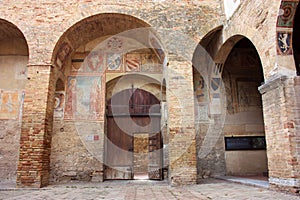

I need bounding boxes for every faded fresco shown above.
[193,69,209,121]
[277,0,298,28]
[141,54,162,73]
[194,74,207,103]
[71,52,162,74]
[72,51,105,74]
[56,41,73,70]
[64,76,104,121]
[106,37,123,52]
[0,90,20,119]
[107,53,123,72]
[237,80,261,110]
[54,91,65,118]
[149,32,165,63]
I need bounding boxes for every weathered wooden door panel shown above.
[105,116,133,180]
[148,132,163,180]
[106,88,162,180]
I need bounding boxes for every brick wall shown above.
[17,65,55,187]
[259,75,300,192]
[167,58,197,185]
[0,0,299,192]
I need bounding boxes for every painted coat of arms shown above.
[86,50,105,73]
[277,31,293,55]
[107,53,123,72]
[125,53,141,72]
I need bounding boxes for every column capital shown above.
[258,75,288,95]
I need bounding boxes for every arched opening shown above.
[222,37,268,179]
[50,13,166,183]
[194,33,267,181]
[293,3,300,75]
[0,19,28,185]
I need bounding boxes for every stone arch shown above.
[46,4,221,64]
[215,35,264,82]
[214,34,245,64]
[50,13,167,184]
[0,18,29,185]
[51,13,151,71]
[199,26,223,60]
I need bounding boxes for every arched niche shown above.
[222,36,267,177]
[0,18,28,185]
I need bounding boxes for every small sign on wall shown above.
[85,134,100,141]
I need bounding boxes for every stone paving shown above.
[0,179,299,200]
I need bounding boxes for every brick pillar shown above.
[166,58,197,185]
[259,75,300,193]
[17,64,55,188]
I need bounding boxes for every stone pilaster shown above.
[17,64,55,188]
[166,58,197,185]
[259,75,300,193]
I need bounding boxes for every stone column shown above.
[259,75,300,193]
[166,57,197,185]
[17,64,55,188]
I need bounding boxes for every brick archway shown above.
[51,13,152,71]
[18,13,166,188]
[195,33,267,180]
[48,13,171,185]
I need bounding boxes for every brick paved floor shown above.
[0,179,299,200]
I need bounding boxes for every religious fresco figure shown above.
[89,79,101,119]
[65,78,77,117]
[65,76,103,120]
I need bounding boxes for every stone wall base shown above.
[269,177,300,194]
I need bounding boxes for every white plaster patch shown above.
[224,0,241,20]
[269,177,300,187]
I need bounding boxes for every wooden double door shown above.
[105,88,163,180]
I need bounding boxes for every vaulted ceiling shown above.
[0,19,25,41]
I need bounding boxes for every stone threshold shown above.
[214,175,269,189]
